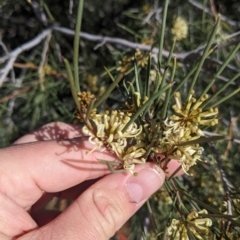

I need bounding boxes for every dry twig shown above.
[0,28,52,86]
[1,24,240,87]
[188,0,238,26]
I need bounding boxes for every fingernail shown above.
[125,166,165,203]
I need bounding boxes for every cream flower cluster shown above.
[171,16,188,41]
[153,90,218,173]
[77,89,218,174]
[167,209,212,240]
[82,110,145,173]
[117,49,148,73]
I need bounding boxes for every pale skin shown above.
[0,122,182,239]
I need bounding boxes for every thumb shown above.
[23,163,165,240]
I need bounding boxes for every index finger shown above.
[0,134,115,210]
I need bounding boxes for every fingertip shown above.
[125,163,165,203]
[164,159,184,177]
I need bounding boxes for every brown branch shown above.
[208,142,233,216]
[0,81,39,103]
[209,0,218,20]
[188,0,238,27]
[0,27,53,86]
[1,23,240,87]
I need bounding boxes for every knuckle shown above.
[90,188,125,237]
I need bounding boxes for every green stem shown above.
[200,41,240,99]
[166,38,176,67]
[156,66,168,105]
[116,23,142,39]
[122,83,173,133]
[170,64,198,98]
[202,72,240,108]
[43,2,55,21]
[73,0,84,92]
[145,53,152,98]
[208,87,240,109]
[158,0,169,69]
[93,73,124,109]
[187,15,220,100]
[146,200,158,234]
[161,57,176,119]
[63,57,80,111]
[134,60,141,94]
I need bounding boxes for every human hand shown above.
[0,122,181,239]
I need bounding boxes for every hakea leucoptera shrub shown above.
[76,89,218,175]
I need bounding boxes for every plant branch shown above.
[208,142,233,216]
[188,0,238,27]
[73,0,84,92]
[1,24,240,88]
[38,32,52,90]
[53,25,199,60]
[0,27,53,86]
[204,131,240,144]
[53,25,240,62]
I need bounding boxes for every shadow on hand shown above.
[32,122,84,141]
